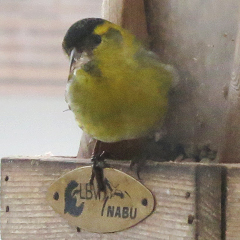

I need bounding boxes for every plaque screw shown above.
[188,214,194,224]
[142,198,148,206]
[185,192,191,199]
[53,192,59,201]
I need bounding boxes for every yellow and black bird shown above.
[62,18,175,193]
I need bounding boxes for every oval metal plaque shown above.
[46,166,155,233]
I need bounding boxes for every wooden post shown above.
[219,13,240,163]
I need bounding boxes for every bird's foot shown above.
[89,151,110,199]
[130,157,146,180]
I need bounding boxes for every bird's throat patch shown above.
[46,166,155,233]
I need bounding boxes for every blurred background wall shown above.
[0,0,102,158]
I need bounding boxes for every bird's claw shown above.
[130,157,147,180]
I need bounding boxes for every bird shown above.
[62,18,175,195]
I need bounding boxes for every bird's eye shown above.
[93,35,101,45]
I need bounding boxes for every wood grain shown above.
[0,156,218,239]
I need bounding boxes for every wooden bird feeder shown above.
[2,0,240,239]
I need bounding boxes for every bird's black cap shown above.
[62,18,105,55]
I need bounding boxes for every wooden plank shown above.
[1,157,226,239]
[195,165,222,240]
[225,165,240,239]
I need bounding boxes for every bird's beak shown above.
[68,48,91,77]
[69,48,77,74]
